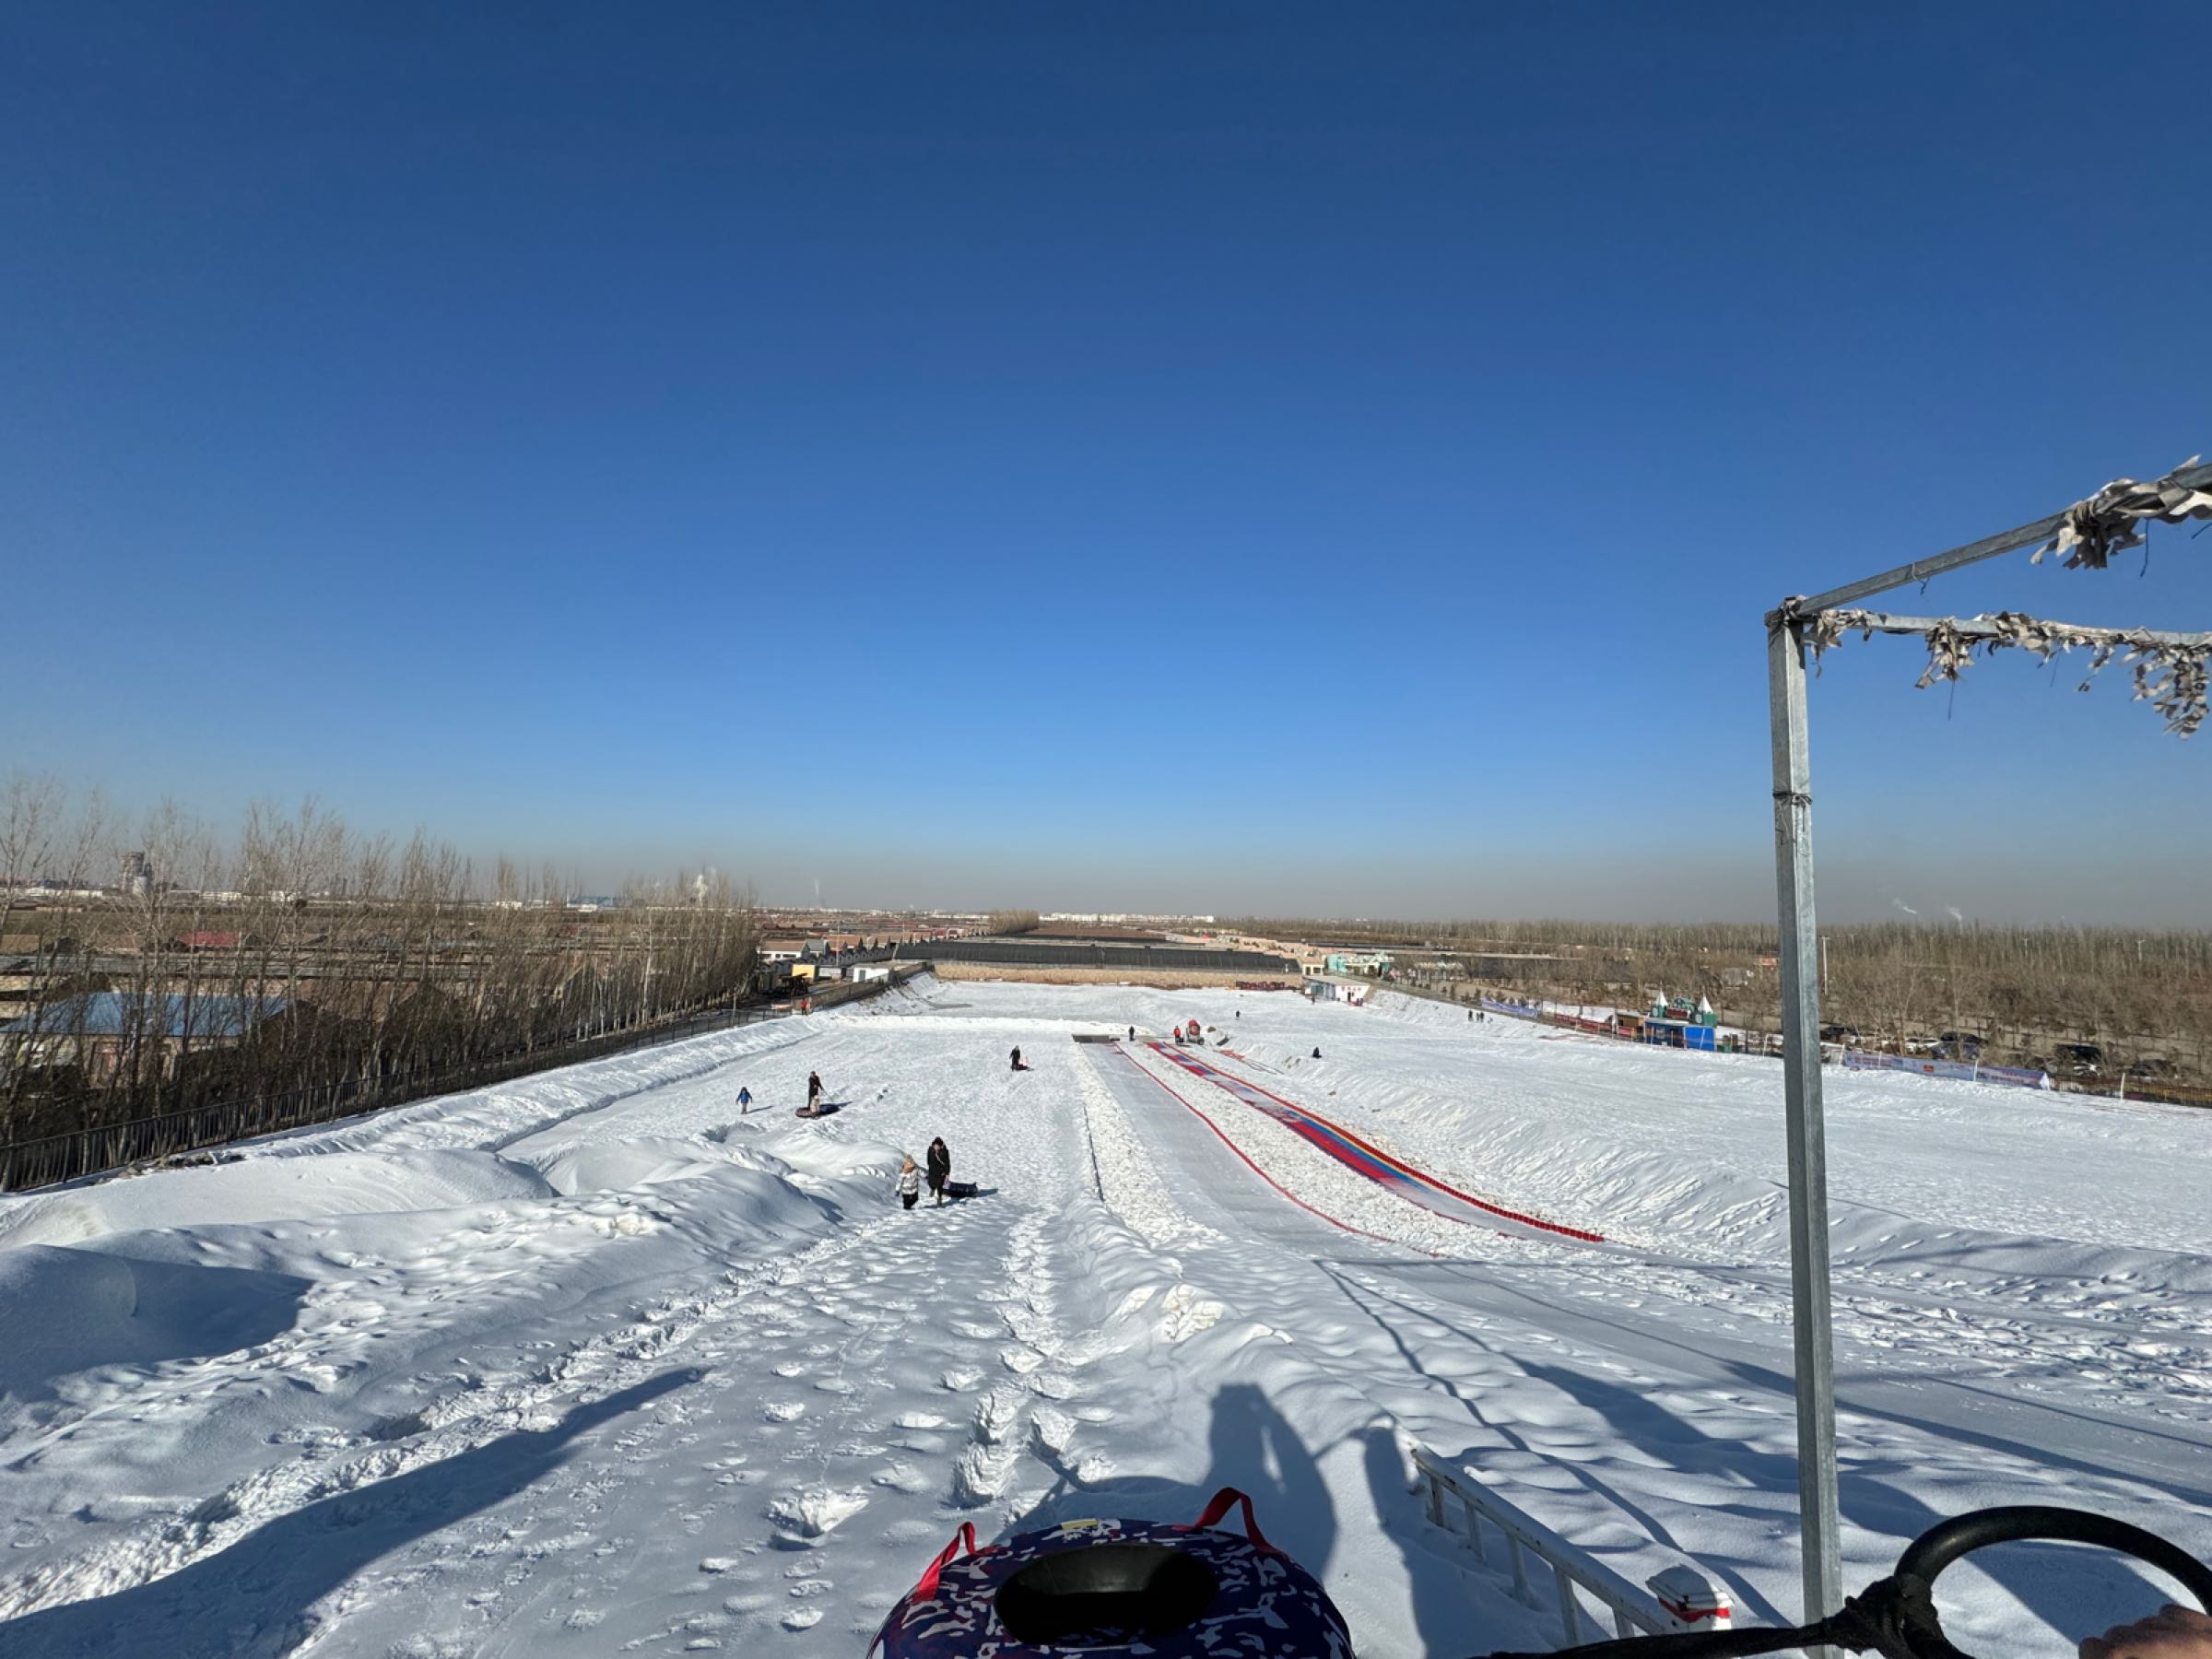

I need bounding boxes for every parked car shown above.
[1819,1023,1859,1044]
[1935,1030,1986,1060]
[2056,1041,2104,1077]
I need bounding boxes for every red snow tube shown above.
[872,1488,1354,1658]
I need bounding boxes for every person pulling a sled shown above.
[806,1070,823,1111]
[1009,1044,1025,1071]
[926,1136,951,1206]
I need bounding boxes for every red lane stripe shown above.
[1153,1044,1605,1244]
[1119,1048,1427,1254]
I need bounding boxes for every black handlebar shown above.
[1475,1506,2212,1659]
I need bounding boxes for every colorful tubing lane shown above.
[1146,1042,1604,1243]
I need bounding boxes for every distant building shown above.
[1324,951,1392,976]
[0,992,291,1080]
[1307,980,1370,1005]
[119,851,151,899]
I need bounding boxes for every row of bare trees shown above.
[1,778,758,1149]
[1239,913,2212,1078]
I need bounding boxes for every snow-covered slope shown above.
[1,977,2206,1658]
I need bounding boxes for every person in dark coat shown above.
[806,1070,823,1109]
[926,1136,951,1206]
[1010,1044,1023,1071]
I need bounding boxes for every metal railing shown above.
[1413,1447,1729,1647]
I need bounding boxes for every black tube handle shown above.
[1469,1505,2212,1659]
[1897,1507,2212,1613]
[1877,1506,2212,1659]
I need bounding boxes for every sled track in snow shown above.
[1104,1045,1415,1251]
[1146,1042,1605,1243]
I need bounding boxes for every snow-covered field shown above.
[3,977,2208,1658]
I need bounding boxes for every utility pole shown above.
[1767,616,1843,1636]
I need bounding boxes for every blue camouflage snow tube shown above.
[872,1488,1354,1659]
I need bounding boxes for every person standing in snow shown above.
[737,1086,753,1112]
[1127,1025,1135,1041]
[806,1070,823,1110]
[896,1157,921,1210]
[1009,1044,1024,1071]
[926,1136,951,1206]
[1312,1046,1322,1059]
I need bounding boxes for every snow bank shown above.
[0,1149,558,1250]
[265,1017,809,1159]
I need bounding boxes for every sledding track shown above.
[1143,1041,1604,1242]
[1109,1044,1409,1249]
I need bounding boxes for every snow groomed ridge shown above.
[1144,1041,1605,1242]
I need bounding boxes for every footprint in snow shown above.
[872,1461,931,1492]
[973,1385,1025,1444]
[782,1606,824,1630]
[953,1441,1018,1506]
[766,1485,869,1540]
[879,1518,945,1545]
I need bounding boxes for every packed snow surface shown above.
[3,978,2209,1658]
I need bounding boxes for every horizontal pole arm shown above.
[1830,612,2212,649]
[1768,459,2212,625]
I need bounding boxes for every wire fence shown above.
[0,963,927,1192]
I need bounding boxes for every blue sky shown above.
[6,3,2209,921]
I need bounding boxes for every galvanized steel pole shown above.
[1767,612,1843,1635]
